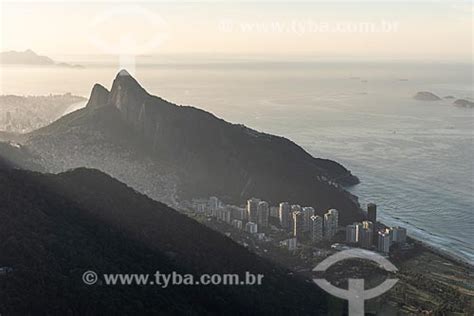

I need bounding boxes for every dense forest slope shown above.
[0,142,44,171]
[0,167,339,314]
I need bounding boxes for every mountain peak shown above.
[110,69,148,98]
[117,69,131,77]
[83,71,150,116]
[108,70,150,122]
[86,83,110,109]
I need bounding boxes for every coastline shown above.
[373,213,473,268]
[349,185,472,269]
[409,236,473,270]
[361,208,472,268]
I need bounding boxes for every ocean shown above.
[1,58,473,264]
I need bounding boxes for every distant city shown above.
[184,197,409,256]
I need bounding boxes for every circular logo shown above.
[82,270,98,285]
[313,248,398,316]
[85,5,169,55]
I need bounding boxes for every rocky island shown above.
[453,99,474,108]
[413,91,441,101]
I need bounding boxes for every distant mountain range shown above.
[0,49,83,68]
[26,70,363,224]
[0,164,336,314]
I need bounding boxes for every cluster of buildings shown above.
[193,198,407,255]
[0,93,86,133]
[193,196,340,251]
[201,196,249,231]
[278,202,339,243]
[345,203,407,254]
[197,197,277,236]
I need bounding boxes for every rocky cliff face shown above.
[86,83,110,109]
[28,70,363,224]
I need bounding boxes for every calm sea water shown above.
[1,59,473,263]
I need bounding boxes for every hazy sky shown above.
[1,1,472,61]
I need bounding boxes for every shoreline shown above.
[373,215,472,268]
[373,217,472,268]
[351,190,472,269]
[409,236,473,269]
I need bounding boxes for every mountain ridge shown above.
[27,70,363,224]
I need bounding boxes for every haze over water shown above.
[1,59,473,263]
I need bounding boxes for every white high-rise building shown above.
[292,211,304,239]
[229,206,246,221]
[291,204,302,232]
[287,237,297,251]
[355,222,363,242]
[359,227,373,249]
[310,215,323,242]
[279,202,291,230]
[232,219,243,230]
[328,209,339,227]
[209,196,219,212]
[219,208,231,223]
[391,226,407,244]
[291,204,303,230]
[302,207,315,232]
[346,224,358,243]
[270,206,279,218]
[195,201,207,213]
[257,201,269,229]
[245,222,258,234]
[362,220,375,246]
[378,230,392,253]
[247,198,260,224]
[356,223,363,241]
[324,209,339,240]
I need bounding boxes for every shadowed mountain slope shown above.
[0,142,44,171]
[0,167,338,314]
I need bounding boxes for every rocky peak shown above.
[85,70,151,126]
[86,84,110,109]
[109,70,149,105]
[104,70,151,128]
